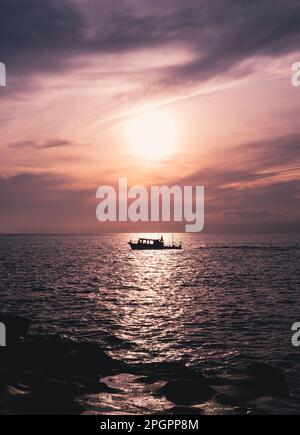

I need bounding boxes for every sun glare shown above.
[125,110,178,161]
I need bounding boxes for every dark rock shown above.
[0,370,7,392]
[160,377,215,406]
[19,372,84,396]
[0,315,127,414]
[0,385,31,415]
[11,372,84,415]
[247,363,289,398]
[0,314,30,345]
[0,370,115,415]
[7,393,84,415]
[215,385,257,406]
[249,396,300,416]
[20,335,122,378]
[68,342,122,376]
[169,406,203,415]
[207,373,255,388]
[70,376,119,394]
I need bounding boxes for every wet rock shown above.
[0,326,123,414]
[215,385,257,406]
[0,384,31,415]
[212,364,290,407]
[9,393,84,415]
[68,341,123,376]
[250,396,300,416]
[207,373,255,388]
[20,335,123,378]
[0,370,7,392]
[70,376,118,394]
[159,377,215,406]
[19,372,84,396]
[247,363,289,398]
[11,373,84,415]
[0,315,294,415]
[169,406,204,415]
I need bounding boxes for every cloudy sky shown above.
[0,0,300,233]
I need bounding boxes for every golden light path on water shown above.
[117,250,187,360]
[92,234,196,363]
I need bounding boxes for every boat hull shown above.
[129,242,181,250]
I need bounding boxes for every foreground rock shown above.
[0,315,122,415]
[0,314,297,415]
[249,396,300,416]
[210,362,290,409]
[159,377,215,406]
[169,406,203,415]
[246,362,290,398]
[154,361,294,413]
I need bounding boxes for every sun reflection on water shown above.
[91,234,193,362]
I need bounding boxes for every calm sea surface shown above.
[1,234,300,398]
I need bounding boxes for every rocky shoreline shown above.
[1,314,299,415]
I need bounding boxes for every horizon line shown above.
[0,231,300,236]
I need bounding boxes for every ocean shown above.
[1,233,300,405]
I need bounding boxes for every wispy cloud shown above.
[10,139,81,149]
[2,0,300,96]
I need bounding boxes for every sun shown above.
[125,109,178,161]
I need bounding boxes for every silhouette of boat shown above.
[129,236,182,250]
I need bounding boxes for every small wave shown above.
[199,245,300,251]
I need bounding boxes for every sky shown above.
[0,0,300,233]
